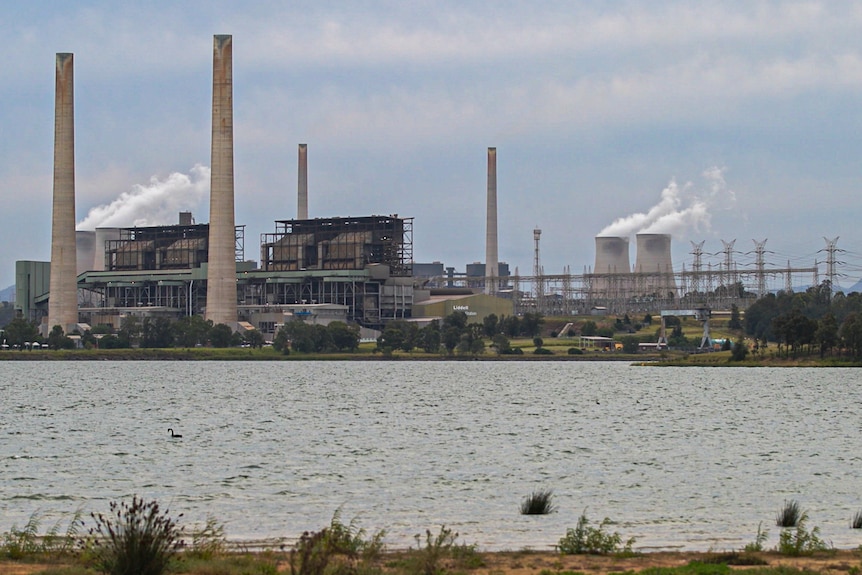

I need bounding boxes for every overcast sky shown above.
[3,1,862,292]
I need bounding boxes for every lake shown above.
[2,360,861,551]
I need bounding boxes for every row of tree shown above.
[1,315,265,350]
[743,283,862,358]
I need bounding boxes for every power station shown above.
[14,35,829,338]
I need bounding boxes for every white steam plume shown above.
[77,165,210,230]
[598,167,733,238]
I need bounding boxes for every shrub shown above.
[82,496,184,575]
[289,510,385,575]
[776,499,802,527]
[777,512,830,556]
[520,489,557,515]
[411,526,458,575]
[557,511,635,555]
[567,347,583,355]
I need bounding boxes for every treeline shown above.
[372,311,544,356]
[743,282,862,357]
[1,315,265,350]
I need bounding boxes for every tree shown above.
[209,323,234,348]
[47,325,73,350]
[840,313,862,358]
[141,317,174,348]
[520,312,544,337]
[815,312,838,358]
[482,314,499,338]
[418,322,441,354]
[728,304,742,330]
[621,336,639,354]
[730,337,749,361]
[174,315,212,347]
[2,317,40,348]
[326,322,359,352]
[491,333,511,355]
[581,320,597,336]
[118,315,142,348]
[244,329,266,349]
[500,315,520,338]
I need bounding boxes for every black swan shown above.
[168,428,182,438]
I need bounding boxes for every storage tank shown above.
[634,233,676,296]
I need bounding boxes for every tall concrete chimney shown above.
[205,35,238,326]
[484,147,498,295]
[298,143,308,219]
[48,53,78,333]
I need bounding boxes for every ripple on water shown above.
[2,361,862,551]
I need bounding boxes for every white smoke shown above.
[598,167,733,238]
[76,165,210,230]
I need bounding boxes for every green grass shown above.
[519,489,557,515]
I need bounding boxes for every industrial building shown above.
[16,36,827,339]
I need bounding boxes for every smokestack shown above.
[298,143,308,219]
[485,147,498,295]
[48,53,78,333]
[634,233,677,296]
[205,35,238,326]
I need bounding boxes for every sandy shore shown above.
[4,549,861,575]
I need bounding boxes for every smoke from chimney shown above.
[76,165,210,230]
[598,167,732,238]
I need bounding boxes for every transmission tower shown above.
[752,239,768,298]
[785,260,793,294]
[533,228,544,312]
[690,240,705,295]
[721,239,737,288]
[821,236,842,295]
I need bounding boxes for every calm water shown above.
[2,360,861,552]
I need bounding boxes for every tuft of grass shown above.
[776,511,831,556]
[1,509,84,560]
[81,495,184,575]
[743,522,769,553]
[520,489,557,515]
[776,500,803,528]
[186,515,227,560]
[852,510,862,529]
[557,511,635,555]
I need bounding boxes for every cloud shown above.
[76,165,210,230]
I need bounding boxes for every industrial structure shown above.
[15,35,832,341]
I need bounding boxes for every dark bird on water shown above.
[168,428,182,438]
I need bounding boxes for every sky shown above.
[3,1,862,292]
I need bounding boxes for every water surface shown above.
[2,361,861,551]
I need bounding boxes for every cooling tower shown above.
[76,231,96,275]
[48,53,79,333]
[592,236,630,295]
[594,236,630,275]
[634,233,677,296]
[484,147,498,295]
[205,35,238,327]
[298,143,308,219]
